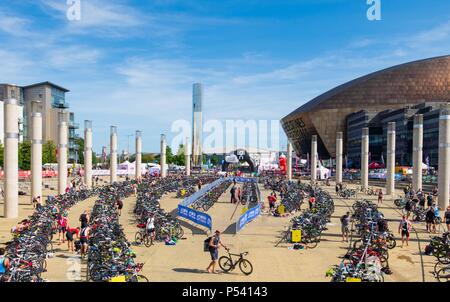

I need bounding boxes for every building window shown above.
[51,87,66,107]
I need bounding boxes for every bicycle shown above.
[134,226,153,247]
[219,248,253,275]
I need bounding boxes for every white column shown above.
[386,122,396,196]
[4,98,19,218]
[160,134,167,178]
[412,114,423,192]
[336,132,343,184]
[135,130,142,181]
[185,137,191,176]
[110,126,117,183]
[58,111,68,195]
[361,127,369,190]
[438,104,450,210]
[31,112,42,202]
[287,142,293,181]
[311,135,317,181]
[84,120,93,188]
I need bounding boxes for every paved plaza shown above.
[1,177,442,282]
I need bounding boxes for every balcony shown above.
[52,100,70,109]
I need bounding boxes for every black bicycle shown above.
[219,248,253,275]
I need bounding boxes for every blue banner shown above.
[178,205,212,230]
[231,177,257,183]
[236,204,261,232]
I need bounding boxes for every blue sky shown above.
[1,0,449,154]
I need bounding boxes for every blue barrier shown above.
[231,177,257,183]
[181,177,227,207]
[236,203,262,232]
[178,205,212,230]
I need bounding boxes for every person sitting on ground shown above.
[0,248,10,281]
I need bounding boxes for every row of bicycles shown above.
[241,181,259,208]
[134,177,191,245]
[175,175,218,198]
[277,185,334,249]
[3,189,98,282]
[87,182,149,282]
[328,199,395,282]
[338,188,357,199]
[190,179,231,212]
[429,232,450,282]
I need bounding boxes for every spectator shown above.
[116,199,123,216]
[426,194,433,208]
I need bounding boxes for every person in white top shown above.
[146,213,156,242]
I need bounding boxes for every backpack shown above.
[203,237,212,252]
[424,245,433,255]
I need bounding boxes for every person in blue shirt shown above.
[0,248,10,281]
[433,204,441,225]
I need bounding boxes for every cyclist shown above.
[79,210,89,228]
[206,230,227,274]
[116,199,123,216]
[398,215,412,248]
[146,213,156,242]
[57,213,68,244]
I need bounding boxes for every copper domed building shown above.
[281,55,450,161]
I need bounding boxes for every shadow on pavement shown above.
[172,268,207,274]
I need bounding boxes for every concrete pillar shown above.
[4,98,19,218]
[31,112,42,202]
[110,126,117,183]
[361,128,369,190]
[185,137,191,176]
[84,120,93,188]
[287,142,293,181]
[160,134,167,178]
[336,132,343,184]
[135,130,142,181]
[438,104,450,210]
[412,115,423,192]
[58,111,68,195]
[311,135,317,181]
[386,122,396,196]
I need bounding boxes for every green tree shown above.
[210,154,219,166]
[18,141,31,170]
[166,145,174,164]
[142,153,155,163]
[42,140,57,164]
[74,137,85,164]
